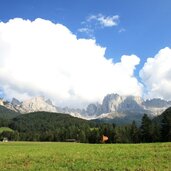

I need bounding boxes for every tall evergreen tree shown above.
[161,113,171,142]
[151,122,160,142]
[130,121,140,143]
[140,114,152,142]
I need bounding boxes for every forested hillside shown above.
[9,111,97,142]
[0,108,170,143]
[0,105,20,128]
[153,107,171,142]
[0,105,20,119]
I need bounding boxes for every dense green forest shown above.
[0,105,19,119]
[0,107,170,143]
[0,106,20,128]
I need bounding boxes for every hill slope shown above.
[153,107,171,123]
[153,107,171,141]
[10,111,94,132]
[0,105,20,119]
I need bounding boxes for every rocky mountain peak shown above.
[16,96,57,113]
[11,98,21,106]
[117,96,144,112]
[2,93,171,122]
[85,94,170,119]
[143,98,170,108]
[46,99,53,106]
[102,93,124,113]
[86,103,103,116]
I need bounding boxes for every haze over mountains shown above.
[1,93,171,123]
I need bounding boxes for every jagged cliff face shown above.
[102,94,144,113]
[102,94,122,113]
[0,94,171,120]
[86,103,103,116]
[117,96,144,112]
[11,96,57,113]
[85,94,171,119]
[142,98,171,116]
[11,98,21,106]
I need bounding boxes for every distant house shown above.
[101,135,108,143]
[2,137,8,142]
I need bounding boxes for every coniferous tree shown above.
[78,130,87,143]
[161,113,171,142]
[88,128,101,143]
[115,126,131,143]
[130,121,140,143]
[140,114,152,142]
[151,122,160,142]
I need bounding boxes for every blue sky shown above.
[0,0,171,106]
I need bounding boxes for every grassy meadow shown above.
[0,142,170,171]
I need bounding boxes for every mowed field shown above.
[0,142,170,171]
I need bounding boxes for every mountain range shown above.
[0,94,171,124]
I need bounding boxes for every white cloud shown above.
[87,14,119,27]
[140,47,171,100]
[0,18,142,108]
[78,28,91,33]
[78,14,119,37]
[119,28,126,33]
[77,27,94,38]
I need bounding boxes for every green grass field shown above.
[0,142,170,171]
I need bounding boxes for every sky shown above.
[0,0,171,108]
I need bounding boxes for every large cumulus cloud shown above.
[140,47,171,100]
[0,18,142,108]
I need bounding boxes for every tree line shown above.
[0,109,170,143]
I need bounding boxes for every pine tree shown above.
[130,121,140,143]
[151,122,160,142]
[140,114,152,142]
[161,113,171,142]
